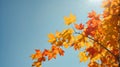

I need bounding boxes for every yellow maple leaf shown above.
[78,52,88,62]
[48,33,56,43]
[64,13,76,25]
[61,28,73,39]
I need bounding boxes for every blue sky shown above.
[0,0,103,67]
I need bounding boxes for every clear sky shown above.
[0,0,103,67]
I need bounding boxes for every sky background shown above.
[0,0,103,67]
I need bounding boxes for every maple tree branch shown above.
[73,28,118,61]
[88,34,120,66]
[87,37,117,59]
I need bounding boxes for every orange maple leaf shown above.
[58,48,64,56]
[88,10,96,18]
[74,23,84,30]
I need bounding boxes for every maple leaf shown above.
[48,33,56,43]
[47,52,53,60]
[86,47,97,56]
[78,52,88,62]
[64,13,76,25]
[33,49,42,59]
[88,10,96,18]
[51,46,59,54]
[58,48,64,56]
[74,23,84,30]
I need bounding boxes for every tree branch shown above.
[87,36,117,59]
[73,28,118,61]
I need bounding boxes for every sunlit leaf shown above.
[64,13,76,25]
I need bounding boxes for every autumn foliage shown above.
[31,0,120,67]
